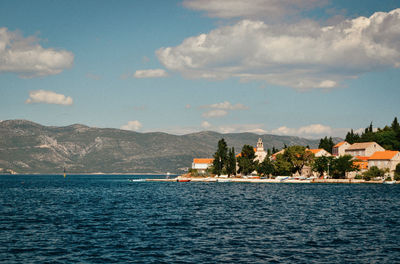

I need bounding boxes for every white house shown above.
[332,141,351,156]
[345,142,385,157]
[308,148,331,157]
[192,158,213,174]
[368,151,400,176]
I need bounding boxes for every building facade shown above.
[332,141,351,156]
[345,142,385,157]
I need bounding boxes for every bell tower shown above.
[257,138,264,152]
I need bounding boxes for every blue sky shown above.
[0,0,399,138]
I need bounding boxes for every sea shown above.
[1,174,400,263]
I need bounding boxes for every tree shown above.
[345,129,360,144]
[330,155,359,179]
[273,154,292,176]
[391,117,400,132]
[283,145,314,175]
[394,163,400,181]
[312,156,334,178]
[212,138,228,176]
[237,145,256,175]
[318,136,334,154]
[226,147,236,177]
[257,156,274,177]
[362,166,385,181]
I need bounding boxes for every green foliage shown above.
[226,147,236,177]
[345,117,400,151]
[345,129,360,144]
[318,136,334,154]
[237,145,257,175]
[273,154,292,176]
[212,138,228,176]
[188,168,199,176]
[257,156,274,177]
[362,166,385,181]
[312,156,334,177]
[330,155,359,179]
[354,174,363,180]
[283,145,314,175]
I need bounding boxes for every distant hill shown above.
[0,120,340,174]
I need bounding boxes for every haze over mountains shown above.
[0,120,335,174]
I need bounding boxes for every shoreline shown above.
[146,177,396,184]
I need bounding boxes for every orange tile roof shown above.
[355,156,369,161]
[354,161,368,170]
[308,149,324,154]
[334,141,346,148]
[193,158,214,164]
[368,151,399,160]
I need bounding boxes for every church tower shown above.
[256,138,264,152]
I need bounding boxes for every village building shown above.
[254,138,267,162]
[344,142,385,157]
[308,148,331,157]
[332,141,351,156]
[191,158,213,174]
[368,151,400,176]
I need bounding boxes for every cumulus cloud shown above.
[202,109,228,118]
[201,101,248,118]
[157,9,400,90]
[217,124,267,134]
[270,124,349,138]
[0,28,74,77]
[201,121,211,129]
[201,101,248,110]
[133,69,168,78]
[120,120,142,131]
[183,0,325,21]
[25,90,73,105]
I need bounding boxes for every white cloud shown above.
[157,9,400,90]
[0,28,74,77]
[121,120,142,131]
[183,0,325,21]
[202,109,228,118]
[201,101,248,110]
[217,124,266,134]
[25,90,73,105]
[270,124,349,138]
[201,121,211,129]
[133,69,168,78]
[201,101,248,118]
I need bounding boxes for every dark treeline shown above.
[345,117,400,150]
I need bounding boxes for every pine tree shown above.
[226,147,236,177]
[212,138,228,176]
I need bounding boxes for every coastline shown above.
[146,177,395,184]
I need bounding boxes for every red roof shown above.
[355,156,369,161]
[308,149,324,154]
[193,158,214,164]
[334,141,347,148]
[368,151,399,160]
[354,161,368,170]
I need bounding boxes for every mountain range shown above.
[0,120,339,174]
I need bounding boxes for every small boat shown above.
[176,179,191,182]
[128,179,146,182]
[383,181,396,184]
[216,178,232,182]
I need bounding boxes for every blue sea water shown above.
[1,175,400,263]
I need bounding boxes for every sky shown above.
[0,0,399,138]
